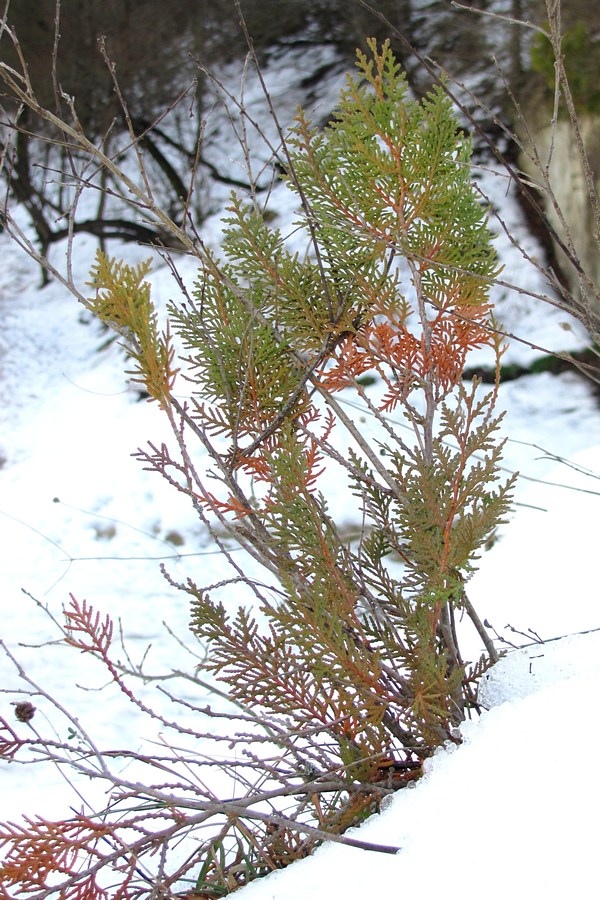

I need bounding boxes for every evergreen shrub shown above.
[88,39,514,791]
[0,38,518,895]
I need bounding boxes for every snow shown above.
[2,40,600,899]
[235,655,600,900]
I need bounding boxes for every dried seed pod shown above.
[13,701,36,723]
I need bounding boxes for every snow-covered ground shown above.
[2,43,600,898]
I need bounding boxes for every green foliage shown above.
[87,252,177,406]
[531,21,600,114]
[89,40,514,824]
